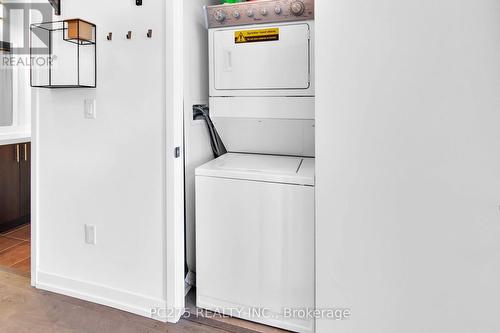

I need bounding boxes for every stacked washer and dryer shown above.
[195,1,315,332]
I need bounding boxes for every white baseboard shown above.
[36,271,170,322]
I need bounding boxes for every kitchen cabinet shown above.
[0,142,31,233]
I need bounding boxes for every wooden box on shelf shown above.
[65,19,94,43]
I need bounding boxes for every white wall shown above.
[183,0,217,278]
[316,1,500,332]
[34,0,170,318]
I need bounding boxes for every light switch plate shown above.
[84,99,96,119]
[85,224,96,245]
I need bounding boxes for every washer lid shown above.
[195,153,315,186]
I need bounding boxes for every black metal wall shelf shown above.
[30,19,96,89]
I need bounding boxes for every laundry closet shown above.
[183,1,315,332]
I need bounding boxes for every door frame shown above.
[164,0,186,323]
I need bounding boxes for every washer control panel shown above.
[206,0,314,28]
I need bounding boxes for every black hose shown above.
[193,105,227,158]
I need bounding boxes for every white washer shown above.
[195,153,315,333]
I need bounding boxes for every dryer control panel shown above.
[205,0,314,28]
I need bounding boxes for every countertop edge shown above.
[0,134,32,146]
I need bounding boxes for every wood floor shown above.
[0,224,31,274]
[0,268,242,333]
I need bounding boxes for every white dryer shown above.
[206,0,315,157]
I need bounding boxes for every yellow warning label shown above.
[235,28,280,44]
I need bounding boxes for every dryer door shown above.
[213,23,311,91]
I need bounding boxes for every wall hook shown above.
[126,31,132,39]
[107,32,113,41]
[147,29,153,38]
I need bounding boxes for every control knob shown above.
[290,1,305,16]
[214,9,227,22]
[233,10,241,19]
[260,8,268,16]
[246,9,254,17]
[274,6,282,15]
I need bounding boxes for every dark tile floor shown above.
[0,224,31,274]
